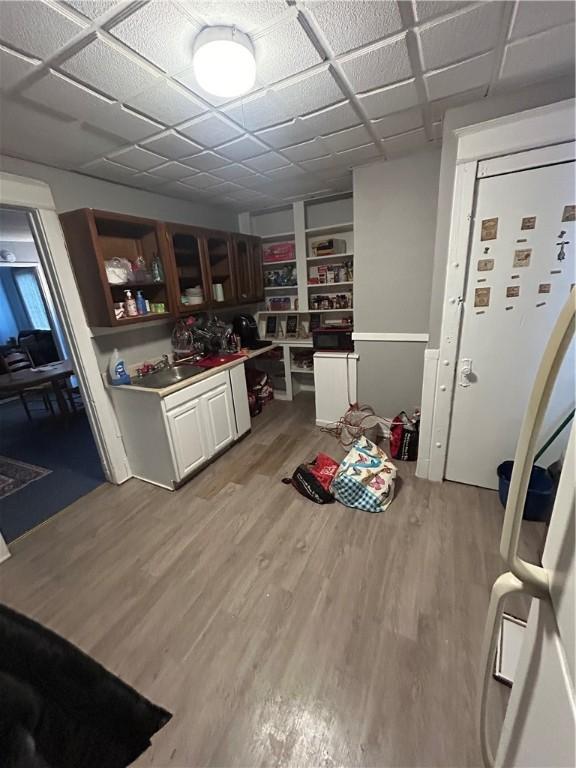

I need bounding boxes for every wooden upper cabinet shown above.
[203,231,237,306]
[233,234,264,303]
[163,223,211,315]
[59,209,174,327]
[60,209,263,326]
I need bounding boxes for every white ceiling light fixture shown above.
[193,26,256,98]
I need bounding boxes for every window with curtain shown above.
[14,268,50,330]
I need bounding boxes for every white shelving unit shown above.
[241,194,354,401]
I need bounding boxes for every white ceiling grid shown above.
[0,0,574,212]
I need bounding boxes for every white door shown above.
[446,160,575,488]
[166,397,210,480]
[494,425,575,767]
[202,383,235,454]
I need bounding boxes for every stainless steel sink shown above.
[135,364,205,389]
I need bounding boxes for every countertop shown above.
[109,345,280,398]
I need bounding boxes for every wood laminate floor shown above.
[1,394,545,767]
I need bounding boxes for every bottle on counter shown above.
[124,289,138,317]
[108,348,131,385]
[136,290,147,315]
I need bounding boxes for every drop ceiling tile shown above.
[255,119,311,149]
[109,1,199,74]
[322,124,372,153]
[300,155,339,174]
[333,142,380,168]
[0,0,86,59]
[272,66,344,121]
[382,127,429,158]
[146,161,192,180]
[181,151,228,171]
[428,87,485,122]
[0,45,39,91]
[61,1,121,20]
[267,164,306,181]
[414,1,472,23]
[0,96,100,167]
[305,0,403,55]
[59,36,161,101]
[371,108,423,139]
[161,180,204,199]
[141,130,202,159]
[254,12,324,85]
[187,1,289,33]
[425,52,493,100]
[210,181,243,196]
[179,114,242,148]
[108,145,166,171]
[300,100,360,135]
[130,172,170,189]
[125,79,205,126]
[22,69,113,122]
[340,34,412,92]
[235,172,273,190]
[216,135,268,161]
[181,172,222,189]
[172,66,240,108]
[281,138,327,163]
[500,23,575,82]
[418,3,503,70]
[91,104,163,141]
[357,78,419,119]
[212,164,255,181]
[244,152,290,171]
[225,67,343,131]
[510,1,575,40]
[82,158,138,182]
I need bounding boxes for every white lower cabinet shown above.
[166,397,211,480]
[111,365,251,489]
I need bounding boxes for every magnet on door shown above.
[474,287,491,307]
[513,249,532,268]
[538,283,551,294]
[506,286,520,298]
[521,216,536,230]
[481,218,498,241]
[477,258,494,271]
[561,205,575,222]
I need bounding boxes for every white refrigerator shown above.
[479,294,575,768]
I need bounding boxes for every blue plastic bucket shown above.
[497,461,554,522]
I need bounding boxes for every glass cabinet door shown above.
[248,238,264,300]
[171,229,207,311]
[206,235,235,304]
[235,237,251,301]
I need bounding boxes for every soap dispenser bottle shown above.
[136,290,147,315]
[124,289,137,317]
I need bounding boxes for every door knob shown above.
[459,358,473,387]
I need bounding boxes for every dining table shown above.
[0,360,75,416]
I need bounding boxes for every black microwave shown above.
[312,326,354,351]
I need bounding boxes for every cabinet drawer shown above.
[163,370,230,412]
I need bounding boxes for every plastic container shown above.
[108,348,131,386]
[497,461,554,522]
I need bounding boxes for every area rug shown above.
[0,456,51,500]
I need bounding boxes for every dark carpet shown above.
[0,399,105,542]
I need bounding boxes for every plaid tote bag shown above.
[331,435,397,512]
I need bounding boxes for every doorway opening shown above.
[0,207,105,542]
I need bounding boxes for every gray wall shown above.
[427,75,575,346]
[0,154,239,369]
[353,148,441,416]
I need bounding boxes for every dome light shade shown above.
[193,26,256,98]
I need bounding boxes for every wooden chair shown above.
[1,350,54,420]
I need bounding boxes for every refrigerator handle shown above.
[478,572,535,768]
[500,292,575,598]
